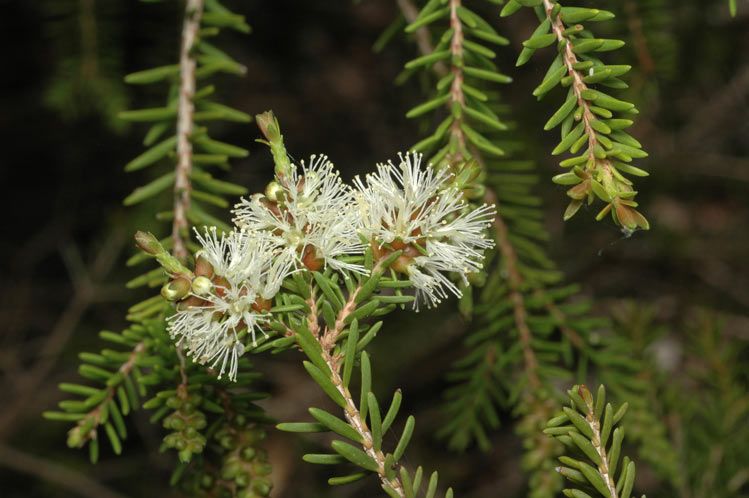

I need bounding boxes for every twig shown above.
[447,0,467,159]
[0,443,127,498]
[485,189,540,389]
[394,0,542,390]
[317,278,406,497]
[584,401,619,498]
[298,260,408,497]
[541,0,616,185]
[172,0,205,261]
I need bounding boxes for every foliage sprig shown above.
[502,0,650,231]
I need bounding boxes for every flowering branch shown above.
[172,0,204,261]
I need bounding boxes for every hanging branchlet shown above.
[121,0,252,308]
[46,1,273,487]
[394,6,603,497]
[546,385,644,498]
[502,0,650,231]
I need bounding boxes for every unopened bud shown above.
[255,111,280,142]
[194,256,214,278]
[264,181,284,202]
[191,276,213,296]
[161,278,191,301]
[134,231,163,255]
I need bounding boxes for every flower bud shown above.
[134,231,162,255]
[264,181,284,202]
[161,278,191,301]
[194,256,214,278]
[191,276,213,296]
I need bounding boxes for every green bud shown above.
[191,276,213,296]
[134,231,162,255]
[161,278,191,301]
[264,181,284,202]
[255,110,292,179]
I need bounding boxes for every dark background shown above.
[1,0,748,497]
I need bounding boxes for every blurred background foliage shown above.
[0,0,748,497]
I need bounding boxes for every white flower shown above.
[167,228,292,381]
[232,154,365,274]
[354,152,495,309]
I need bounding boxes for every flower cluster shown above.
[354,152,496,308]
[167,228,288,380]
[164,152,495,380]
[232,155,364,274]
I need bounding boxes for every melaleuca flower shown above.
[232,154,365,274]
[167,228,293,381]
[354,152,495,309]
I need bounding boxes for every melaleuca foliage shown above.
[386,3,612,497]
[45,1,273,495]
[546,385,645,498]
[502,0,650,231]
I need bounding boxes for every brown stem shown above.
[541,0,614,184]
[172,0,205,261]
[301,266,407,497]
[485,189,540,389]
[448,0,467,161]
[585,404,619,498]
[323,347,406,497]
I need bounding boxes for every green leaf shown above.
[313,272,344,311]
[328,472,368,486]
[309,408,362,443]
[464,66,512,84]
[367,392,383,451]
[405,50,451,70]
[620,461,636,498]
[394,415,415,460]
[360,352,372,421]
[331,440,379,472]
[276,422,327,433]
[405,7,449,32]
[578,462,610,498]
[105,422,122,455]
[123,172,176,206]
[125,136,177,172]
[119,107,176,122]
[406,94,450,119]
[303,453,346,465]
[523,32,557,49]
[382,389,402,434]
[303,361,346,409]
[544,91,578,130]
[125,65,179,84]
